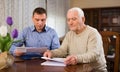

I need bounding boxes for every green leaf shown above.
[4,41,13,51]
[0,33,12,52]
[0,33,11,43]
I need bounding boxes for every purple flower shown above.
[6,16,13,26]
[11,29,18,38]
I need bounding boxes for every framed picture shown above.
[111,16,120,26]
[112,16,119,24]
[101,16,109,26]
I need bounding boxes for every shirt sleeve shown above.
[51,33,69,57]
[50,30,60,50]
[9,30,26,55]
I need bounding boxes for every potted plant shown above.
[0,16,19,70]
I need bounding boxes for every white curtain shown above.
[0,0,46,33]
[0,0,70,37]
[47,0,70,37]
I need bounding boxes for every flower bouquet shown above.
[0,16,18,52]
[0,16,19,70]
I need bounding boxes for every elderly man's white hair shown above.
[68,7,84,17]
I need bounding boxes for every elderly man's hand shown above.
[64,55,77,65]
[43,50,52,58]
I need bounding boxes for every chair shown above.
[59,35,65,45]
[100,31,120,72]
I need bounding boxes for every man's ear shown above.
[82,17,85,23]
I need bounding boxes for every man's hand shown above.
[43,50,52,58]
[14,49,25,56]
[64,55,77,65]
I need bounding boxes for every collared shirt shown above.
[10,25,60,55]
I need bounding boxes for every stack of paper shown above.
[41,57,66,66]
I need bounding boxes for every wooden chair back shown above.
[100,31,119,72]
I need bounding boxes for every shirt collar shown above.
[31,25,48,32]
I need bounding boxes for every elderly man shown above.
[43,7,107,71]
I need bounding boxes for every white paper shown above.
[41,57,65,63]
[41,61,66,66]
[41,57,66,66]
[16,47,48,53]
[16,47,26,52]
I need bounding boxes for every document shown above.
[16,47,26,52]
[16,47,48,53]
[41,57,66,66]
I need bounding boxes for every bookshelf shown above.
[83,7,120,72]
[83,7,120,33]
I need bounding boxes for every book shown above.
[41,57,66,66]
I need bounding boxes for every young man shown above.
[10,7,60,57]
[44,7,107,71]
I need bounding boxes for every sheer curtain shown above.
[47,0,70,37]
[0,0,46,32]
[0,0,70,37]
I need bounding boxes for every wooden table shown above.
[0,58,102,72]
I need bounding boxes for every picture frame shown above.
[111,16,119,24]
[101,16,109,26]
[111,16,120,26]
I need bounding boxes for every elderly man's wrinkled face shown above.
[32,13,47,32]
[67,11,84,31]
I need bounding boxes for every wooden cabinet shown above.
[83,7,120,33]
[83,7,120,72]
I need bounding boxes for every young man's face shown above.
[32,13,47,32]
[67,11,84,32]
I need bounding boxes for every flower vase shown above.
[0,51,14,70]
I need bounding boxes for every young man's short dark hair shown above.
[33,7,47,16]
